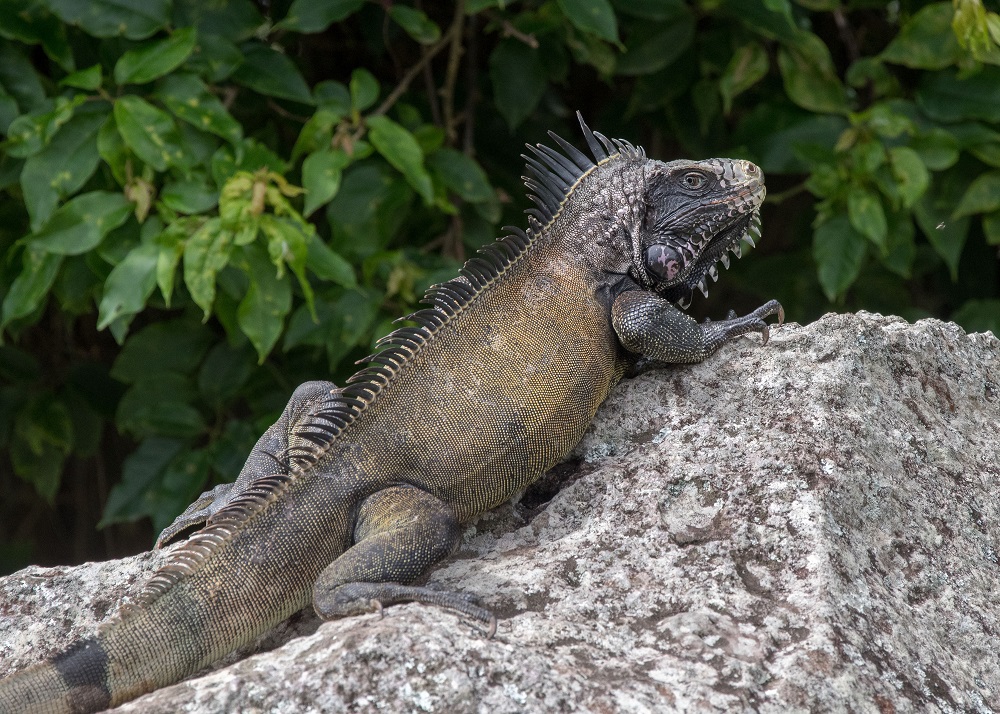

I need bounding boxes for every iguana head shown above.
[521,114,765,311]
[638,158,764,309]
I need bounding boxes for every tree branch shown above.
[440,0,467,145]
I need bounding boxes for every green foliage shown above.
[1,0,999,567]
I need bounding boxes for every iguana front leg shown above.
[612,290,783,367]
[155,380,338,547]
[313,485,497,636]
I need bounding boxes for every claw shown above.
[732,243,742,259]
[777,305,785,325]
[760,324,770,346]
[678,295,692,310]
[720,254,730,269]
[371,599,384,618]
[744,234,756,249]
[708,265,719,282]
[697,280,709,298]
[486,614,497,639]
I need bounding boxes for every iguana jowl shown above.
[0,114,782,713]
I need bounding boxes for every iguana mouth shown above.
[661,207,762,310]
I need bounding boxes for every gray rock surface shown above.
[1,311,998,713]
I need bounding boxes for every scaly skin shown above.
[0,115,781,713]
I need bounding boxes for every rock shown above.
[1,311,998,713]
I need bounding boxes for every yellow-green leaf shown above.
[113,27,197,85]
[367,115,433,203]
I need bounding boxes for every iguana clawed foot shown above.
[703,299,783,347]
[315,582,497,638]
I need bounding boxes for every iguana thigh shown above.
[312,485,495,634]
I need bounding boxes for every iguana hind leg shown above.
[612,291,783,367]
[156,380,338,547]
[313,485,496,636]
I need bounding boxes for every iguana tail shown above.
[0,635,124,714]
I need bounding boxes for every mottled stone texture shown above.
[2,312,998,713]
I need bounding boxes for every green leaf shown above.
[880,208,916,278]
[429,148,494,203]
[292,107,344,160]
[777,32,848,114]
[155,73,242,144]
[954,170,1000,217]
[718,0,798,42]
[259,213,313,299]
[20,107,105,230]
[279,0,365,32]
[0,0,74,71]
[115,374,205,438]
[327,163,413,260]
[557,0,618,42]
[302,148,350,216]
[96,113,127,183]
[888,147,930,209]
[880,3,960,70]
[984,211,1000,245]
[60,64,102,90]
[350,69,380,113]
[11,396,73,503]
[951,299,1000,336]
[100,437,183,526]
[211,139,287,187]
[813,214,866,301]
[26,191,132,255]
[155,221,187,305]
[0,41,47,114]
[114,27,197,85]
[306,238,356,287]
[97,243,159,330]
[111,318,214,383]
[184,33,244,82]
[113,95,187,171]
[161,177,219,214]
[315,80,352,113]
[197,342,256,405]
[854,102,913,139]
[917,67,1000,123]
[719,42,769,114]
[46,0,171,40]
[367,116,434,204]
[237,245,292,362]
[6,94,86,159]
[1,248,62,330]
[489,40,546,129]
[913,169,971,280]
[388,6,441,45]
[847,187,887,251]
[611,0,688,21]
[615,10,694,76]
[231,43,314,105]
[183,217,233,318]
[910,128,960,171]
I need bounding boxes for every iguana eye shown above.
[683,172,705,189]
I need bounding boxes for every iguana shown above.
[0,114,782,713]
